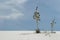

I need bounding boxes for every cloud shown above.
[0,9,24,19]
[0,0,27,20]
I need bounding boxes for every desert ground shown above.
[0,31,60,40]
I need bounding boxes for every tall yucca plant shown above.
[33,6,40,33]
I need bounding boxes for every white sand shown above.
[0,31,60,40]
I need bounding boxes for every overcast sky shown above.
[0,0,60,31]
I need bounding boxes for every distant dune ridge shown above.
[0,31,60,40]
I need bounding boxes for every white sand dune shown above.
[0,31,60,40]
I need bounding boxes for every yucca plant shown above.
[33,6,40,33]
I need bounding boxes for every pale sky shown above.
[0,0,60,31]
